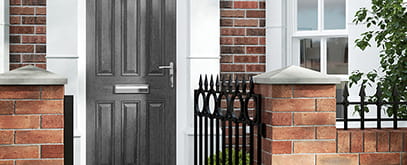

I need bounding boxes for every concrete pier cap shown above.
[0,65,67,85]
[253,65,341,85]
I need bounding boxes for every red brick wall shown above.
[0,85,64,165]
[220,0,266,79]
[336,129,407,165]
[255,82,407,165]
[9,0,47,70]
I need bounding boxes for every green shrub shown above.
[352,0,406,118]
[207,149,250,165]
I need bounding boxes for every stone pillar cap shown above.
[253,65,341,84]
[0,65,67,85]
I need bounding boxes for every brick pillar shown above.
[0,66,67,165]
[253,66,340,165]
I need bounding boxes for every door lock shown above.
[158,62,174,88]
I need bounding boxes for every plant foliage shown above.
[207,149,250,165]
[351,0,406,118]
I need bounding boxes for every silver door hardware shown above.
[158,62,174,88]
[114,84,149,94]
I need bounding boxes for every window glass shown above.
[324,0,346,29]
[327,37,348,74]
[300,39,320,71]
[297,0,318,31]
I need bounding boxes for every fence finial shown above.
[343,82,349,98]
[228,75,233,92]
[215,75,220,92]
[375,83,382,98]
[392,84,400,100]
[199,74,203,90]
[221,75,226,92]
[242,76,247,93]
[210,75,214,91]
[234,75,240,93]
[359,84,366,98]
[204,74,209,91]
[392,83,399,129]
[249,76,254,94]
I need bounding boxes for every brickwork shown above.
[256,82,407,165]
[255,84,338,164]
[0,85,64,165]
[336,129,407,165]
[9,0,47,70]
[220,0,266,79]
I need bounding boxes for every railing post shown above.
[253,66,340,165]
[343,83,349,130]
[392,84,399,129]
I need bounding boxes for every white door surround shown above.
[47,0,219,165]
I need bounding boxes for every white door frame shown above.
[47,0,219,165]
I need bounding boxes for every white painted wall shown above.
[0,0,9,73]
[346,0,380,97]
[266,0,287,71]
[47,0,219,164]
[47,0,83,164]
[182,1,220,164]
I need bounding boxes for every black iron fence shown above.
[336,83,407,130]
[194,75,262,165]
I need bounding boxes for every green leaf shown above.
[352,0,407,119]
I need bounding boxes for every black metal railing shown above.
[194,75,262,165]
[336,83,407,130]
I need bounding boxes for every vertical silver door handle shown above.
[158,62,174,88]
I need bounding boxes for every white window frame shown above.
[266,0,349,79]
[0,0,9,73]
[289,0,349,80]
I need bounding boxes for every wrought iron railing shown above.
[194,75,262,165]
[336,83,407,129]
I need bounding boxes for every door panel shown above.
[148,102,165,164]
[95,0,115,75]
[147,0,164,75]
[86,0,176,164]
[95,102,114,165]
[122,101,140,165]
[123,0,139,76]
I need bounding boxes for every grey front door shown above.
[86,0,176,164]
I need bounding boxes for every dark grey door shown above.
[86,0,176,164]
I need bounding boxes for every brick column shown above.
[0,66,67,165]
[253,66,340,165]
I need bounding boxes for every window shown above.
[291,0,348,75]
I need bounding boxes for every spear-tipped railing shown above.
[194,75,262,165]
[337,83,406,130]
